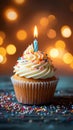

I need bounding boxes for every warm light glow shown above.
[1,56,7,64]
[6,44,16,55]
[50,48,59,58]
[5,8,18,21]
[48,14,56,21]
[14,0,25,4]
[16,30,27,40]
[48,14,56,25]
[55,40,66,50]
[70,61,73,69]
[47,29,56,39]
[0,54,4,63]
[63,52,73,64]
[0,31,6,39]
[0,37,3,45]
[40,17,49,27]
[34,26,38,38]
[0,47,6,56]
[61,25,72,38]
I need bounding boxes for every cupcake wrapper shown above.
[11,76,58,105]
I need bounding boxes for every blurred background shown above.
[0,0,73,80]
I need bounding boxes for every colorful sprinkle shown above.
[0,91,73,123]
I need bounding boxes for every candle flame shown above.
[34,25,38,38]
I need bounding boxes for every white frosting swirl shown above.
[14,44,55,79]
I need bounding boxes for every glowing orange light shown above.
[0,54,4,63]
[0,37,3,45]
[5,8,18,21]
[0,47,6,56]
[48,14,57,26]
[1,56,7,64]
[70,61,73,69]
[61,25,72,38]
[55,40,66,50]
[63,52,73,64]
[40,17,49,27]
[47,29,56,39]
[14,0,25,4]
[50,48,59,58]
[48,14,56,21]
[34,25,38,38]
[16,30,27,41]
[0,31,6,39]
[6,44,16,55]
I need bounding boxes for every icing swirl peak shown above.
[14,44,55,79]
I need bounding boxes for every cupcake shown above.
[11,44,58,105]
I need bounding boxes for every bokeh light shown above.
[1,56,7,64]
[55,40,66,50]
[0,47,6,56]
[49,48,59,58]
[16,30,27,40]
[48,14,57,25]
[61,25,72,38]
[40,17,49,27]
[63,52,73,64]
[0,37,3,45]
[0,31,6,39]
[0,54,4,63]
[14,0,25,5]
[48,14,56,21]
[6,44,16,55]
[70,61,73,69]
[5,8,18,21]
[47,29,56,39]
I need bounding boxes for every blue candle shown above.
[33,39,38,52]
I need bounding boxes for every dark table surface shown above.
[0,76,73,130]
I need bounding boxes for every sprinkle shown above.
[18,57,21,60]
[0,91,73,123]
[29,119,33,123]
[39,66,44,70]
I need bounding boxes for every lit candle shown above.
[33,25,38,52]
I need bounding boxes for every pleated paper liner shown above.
[11,76,58,105]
